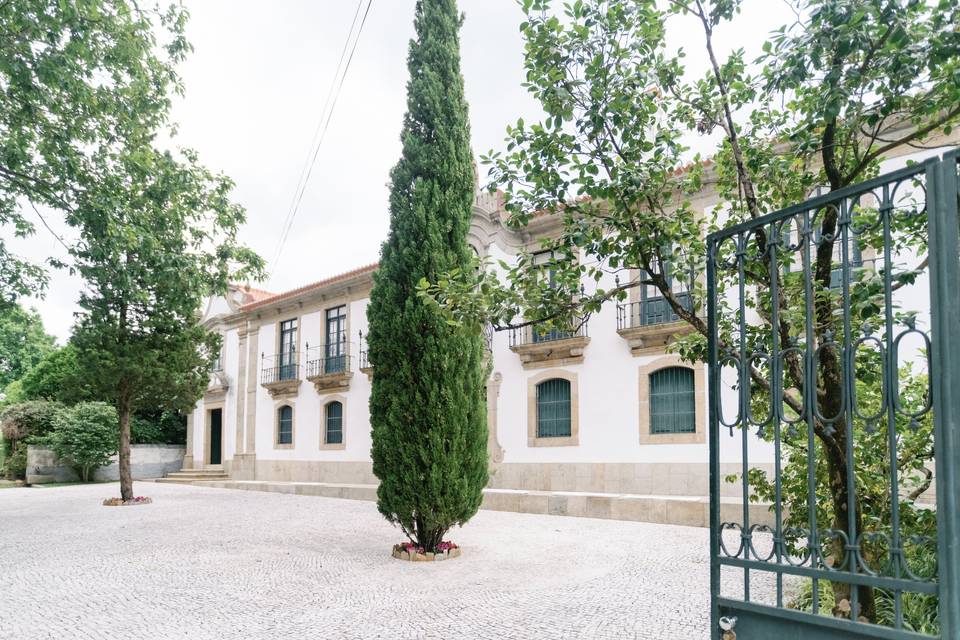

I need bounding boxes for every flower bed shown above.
[391,541,460,562]
[102,496,153,507]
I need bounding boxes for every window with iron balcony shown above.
[261,318,301,398]
[616,262,697,355]
[508,250,591,369]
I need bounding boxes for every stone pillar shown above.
[183,410,195,469]
[244,324,259,458]
[234,324,248,455]
[487,371,504,464]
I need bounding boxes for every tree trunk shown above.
[823,440,876,621]
[118,401,133,501]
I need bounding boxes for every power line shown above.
[267,0,375,286]
[271,0,363,265]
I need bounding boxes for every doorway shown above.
[209,408,222,466]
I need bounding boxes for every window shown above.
[211,345,224,372]
[530,250,577,343]
[325,306,347,373]
[277,405,293,445]
[649,367,695,434]
[638,261,693,326]
[325,401,343,445]
[536,378,571,438]
[279,319,298,380]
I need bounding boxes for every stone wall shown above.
[26,445,185,484]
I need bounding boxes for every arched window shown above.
[536,378,571,438]
[277,405,293,444]
[649,367,695,434]
[325,401,343,445]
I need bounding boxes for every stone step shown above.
[157,470,229,484]
[166,469,227,476]
[178,480,773,528]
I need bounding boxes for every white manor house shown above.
[183,142,949,528]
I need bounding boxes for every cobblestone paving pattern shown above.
[0,482,779,640]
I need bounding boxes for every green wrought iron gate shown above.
[707,149,960,640]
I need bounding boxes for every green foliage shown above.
[0,0,191,303]
[1,379,25,407]
[0,304,56,388]
[69,143,262,500]
[0,399,65,479]
[368,0,488,553]
[793,553,939,636]
[19,344,95,404]
[48,402,118,482]
[3,443,26,482]
[0,399,64,443]
[131,411,186,445]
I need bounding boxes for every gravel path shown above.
[0,481,750,639]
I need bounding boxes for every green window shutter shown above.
[649,367,696,434]
[278,405,293,444]
[536,378,571,438]
[325,401,343,445]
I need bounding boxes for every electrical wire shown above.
[267,0,375,285]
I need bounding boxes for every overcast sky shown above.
[10,0,795,343]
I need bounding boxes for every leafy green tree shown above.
[424,0,959,620]
[70,146,262,502]
[367,0,488,553]
[0,0,190,304]
[1,380,25,407]
[0,304,56,388]
[48,402,118,482]
[18,344,95,404]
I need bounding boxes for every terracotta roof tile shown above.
[239,263,378,312]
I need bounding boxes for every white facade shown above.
[186,143,952,513]
[186,183,768,515]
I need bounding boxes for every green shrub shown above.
[132,410,186,445]
[48,402,118,482]
[4,442,26,480]
[0,400,64,442]
[0,400,66,479]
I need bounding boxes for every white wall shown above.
[254,303,373,463]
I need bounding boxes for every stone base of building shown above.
[240,459,767,500]
[189,478,773,528]
[232,453,257,480]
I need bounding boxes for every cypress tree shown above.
[367,0,487,553]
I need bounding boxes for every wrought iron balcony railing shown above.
[616,292,693,330]
[261,353,299,385]
[305,344,351,378]
[509,320,588,348]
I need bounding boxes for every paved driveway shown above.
[1,482,736,639]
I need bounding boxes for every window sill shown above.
[510,336,590,370]
[262,378,301,399]
[307,371,352,394]
[527,435,579,447]
[617,320,696,355]
[274,443,296,450]
[638,431,705,445]
[319,442,346,451]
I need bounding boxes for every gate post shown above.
[928,151,960,638]
[707,237,721,640]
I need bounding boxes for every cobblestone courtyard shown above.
[2,482,731,639]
